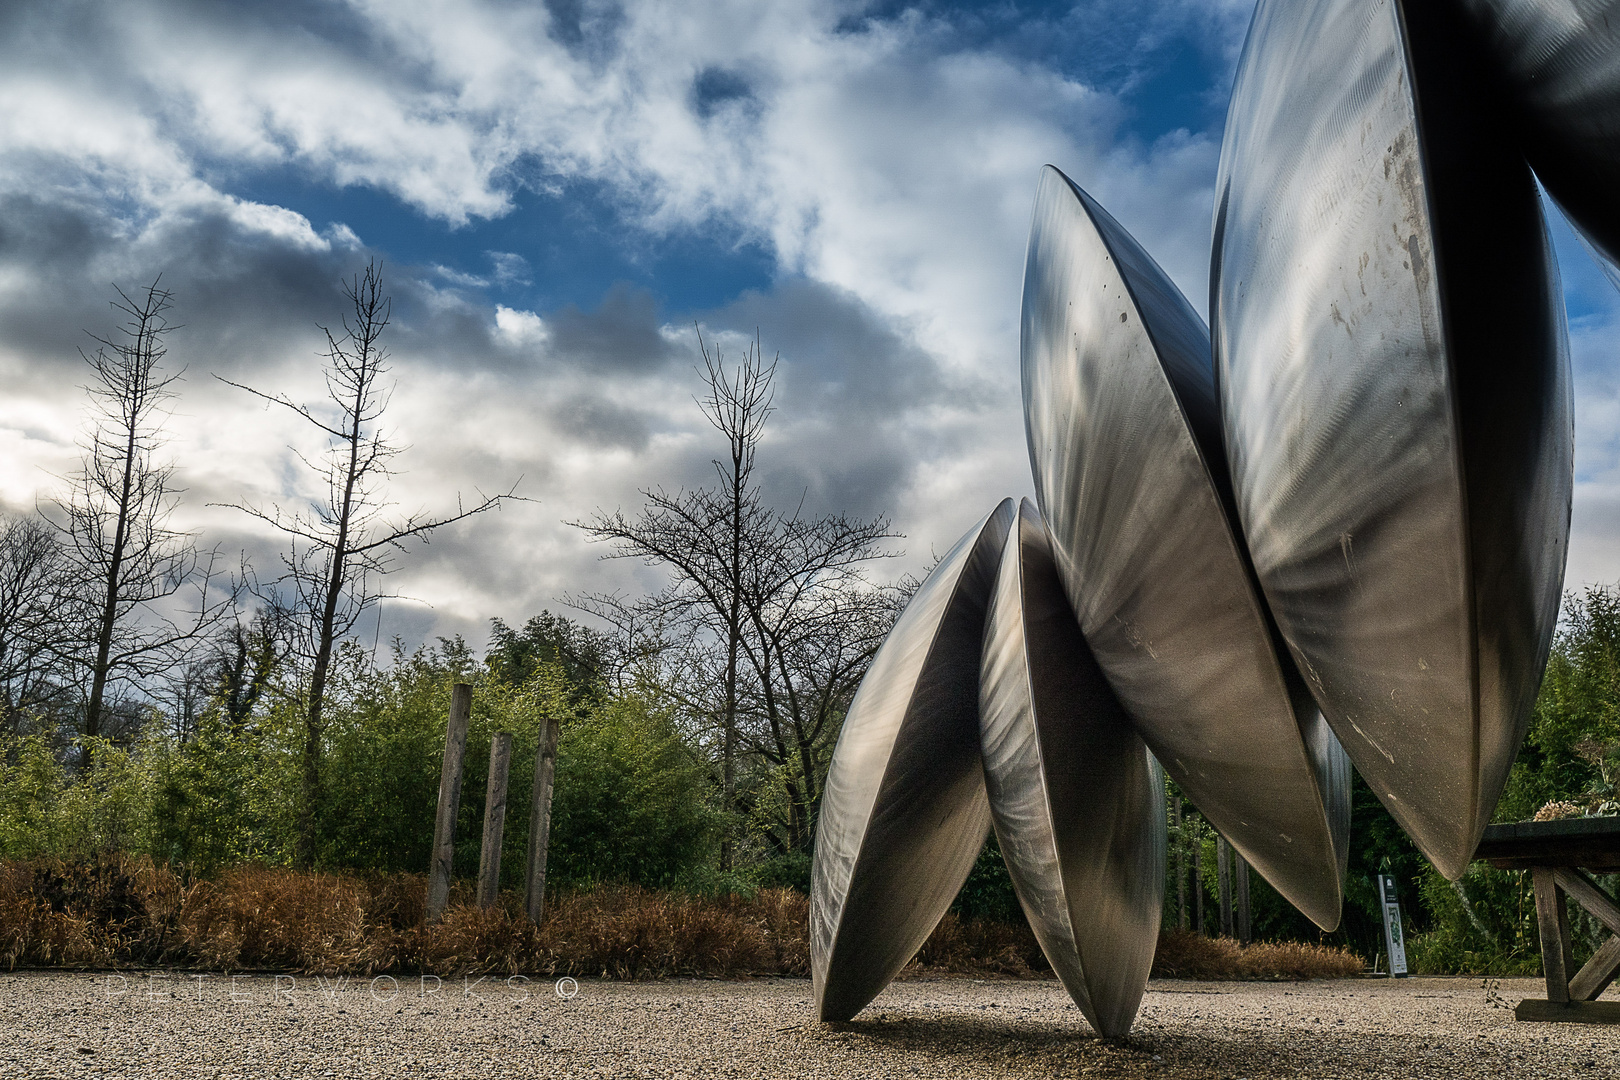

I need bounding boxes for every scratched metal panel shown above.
[980,499,1164,1037]
[1213,0,1571,877]
[1022,165,1350,927]
[811,498,1015,1022]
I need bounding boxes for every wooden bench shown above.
[1474,817,1620,1024]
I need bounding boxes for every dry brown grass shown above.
[910,911,1048,977]
[1151,928,1365,980]
[0,860,1363,982]
[0,858,816,977]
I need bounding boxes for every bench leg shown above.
[1570,935,1620,1002]
[1534,867,1575,1003]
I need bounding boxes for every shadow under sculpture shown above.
[811,498,1015,1023]
[980,498,1165,1038]
[1213,0,1572,880]
[1021,164,1351,931]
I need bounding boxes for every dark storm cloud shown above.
[711,277,947,417]
[0,193,363,392]
[549,392,656,453]
[693,278,1001,524]
[545,283,677,372]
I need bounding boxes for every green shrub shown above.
[547,691,720,889]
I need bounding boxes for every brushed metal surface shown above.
[979,499,1164,1038]
[1452,0,1620,266]
[1213,0,1572,879]
[810,498,1016,1022]
[1021,165,1350,929]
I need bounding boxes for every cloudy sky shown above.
[1,0,1616,654]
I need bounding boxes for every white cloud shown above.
[493,305,547,346]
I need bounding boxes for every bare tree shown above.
[49,280,228,763]
[572,329,899,865]
[0,514,69,734]
[737,514,900,850]
[218,260,517,865]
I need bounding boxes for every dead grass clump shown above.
[911,912,1048,977]
[410,901,541,976]
[1151,929,1241,979]
[539,885,775,978]
[1152,929,1364,980]
[753,886,810,975]
[0,855,189,970]
[1235,939,1366,979]
[181,865,369,973]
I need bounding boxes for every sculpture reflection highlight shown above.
[979,498,1164,1038]
[1212,0,1572,879]
[1021,165,1350,929]
[811,499,1014,1022]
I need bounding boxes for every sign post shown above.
[1378,873,1409,978]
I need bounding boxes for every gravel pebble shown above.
[0,972,1614,1078]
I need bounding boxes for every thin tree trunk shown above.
[83,388,142,768]
[1217,835,1234,939]
[1193,832,1205,935]
[1172,796,1187,930]
[295,354,366,867]
[1235,852,1251,945]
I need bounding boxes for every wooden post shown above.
[1534,867,1575,1002]
[1193,830,1205,935]
[477,732,514,909]
[1236,852,1252,945]
[524,715,562,925]
[1217,835,1234,939]
[426,682,473,920]
[1172,797,1188,930]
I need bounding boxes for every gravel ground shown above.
[0,971,1614,1079]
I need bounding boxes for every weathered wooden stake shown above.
[1217,834,1234,939]
[524,715,562,925]
[426,682,473,920]
[477,732,514,908]
[1235,851,1252,945]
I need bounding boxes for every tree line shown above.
[1,263,1616,972]
[0,265,902,889]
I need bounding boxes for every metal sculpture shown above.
[811,498,1014,1023]
[980,498,1164,1038]
[1022,165,1350,931]
[809,0,1593,1037]
[1454,0,1620,272]
[1212,0,1571,880]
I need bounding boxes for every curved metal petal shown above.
[1212,0,1572,879]
[1021,164,1350,928]
[1453,0,1620,268]
[811,498,1016,1022]
[980,498,1164,1038]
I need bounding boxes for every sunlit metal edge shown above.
[810,498,1015,1021]
[980,499,1165,1037]
[1212,0,1571,877]
[1022,164,1347,927]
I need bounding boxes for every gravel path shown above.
[0,971,1614,1078]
